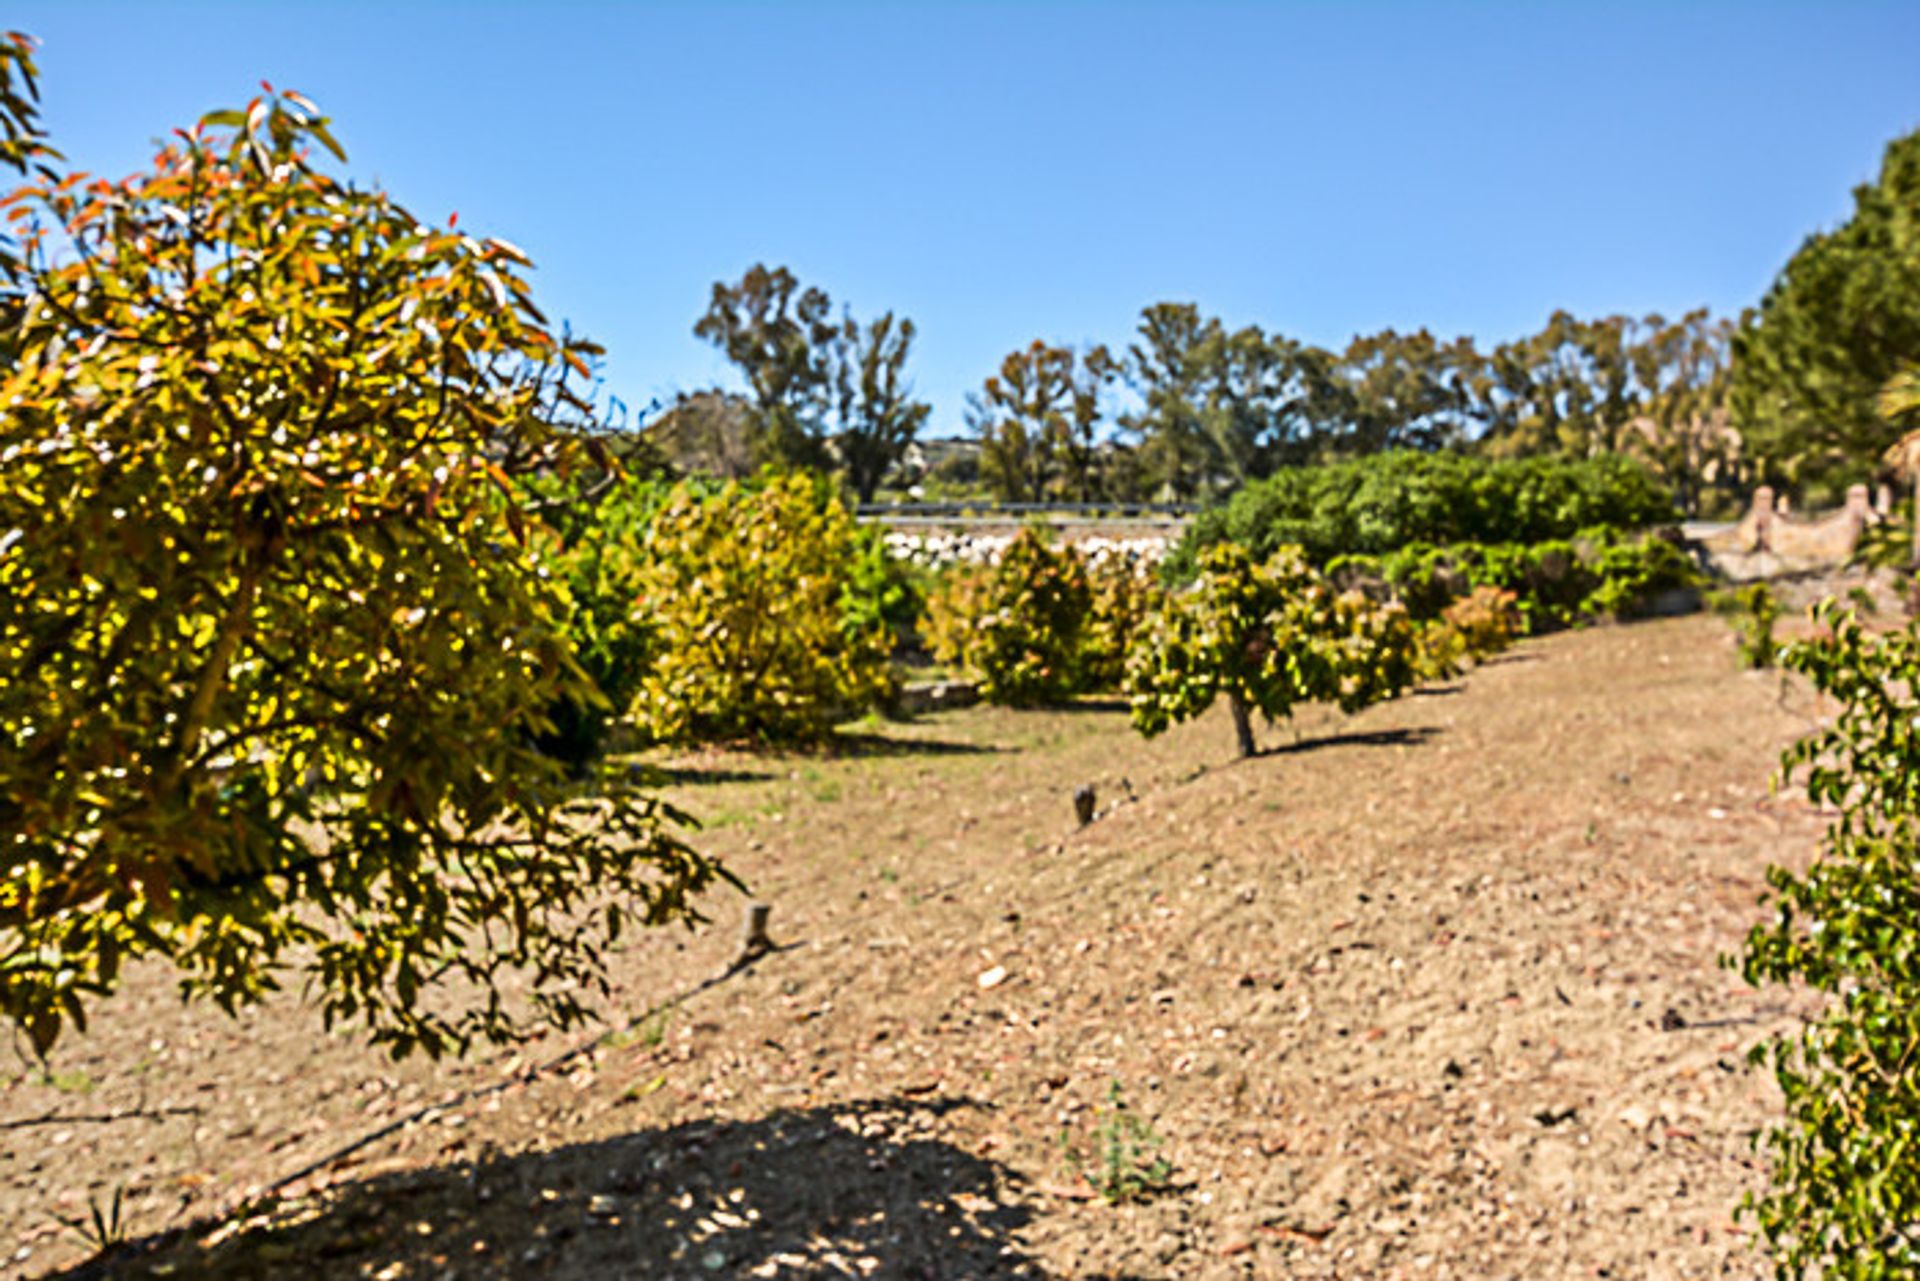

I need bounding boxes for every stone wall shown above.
[1696,484,1877,580]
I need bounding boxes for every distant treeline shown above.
[648,127,1919,513]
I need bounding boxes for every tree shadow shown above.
[634,763,781,786]
[68,1097,1145,1280]
[1260,725,1441,757]
[1049,697,1131,715]
[824,732,1003,760]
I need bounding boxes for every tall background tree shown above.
[968,340,1114,502]
[1731,128,1920,497]
[694,263,838,470]
[695,264,928,497]
[827,310,932,501]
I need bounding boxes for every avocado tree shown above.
[1740,602,1920,1275]
[0,62,725,1059]
[1126,544,1418,759]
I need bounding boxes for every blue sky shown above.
[10,2,1920,433]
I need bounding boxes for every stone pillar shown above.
[1843,484,1871,558]
[1752,486,1775,553]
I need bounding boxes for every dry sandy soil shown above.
[2,611,1840,1279]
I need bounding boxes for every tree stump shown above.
[731,902,773,969]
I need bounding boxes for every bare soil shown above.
[4,612,1834,1279]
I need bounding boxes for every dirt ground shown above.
[3,611,1840,1279]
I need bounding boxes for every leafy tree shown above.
[1732,128,1920,495]
[826,310,931,501]
[1331,328,1480,454]
[1120,304,1340,499]
[694,263,839,469]
[924,528,1093,705]
[1121,303,1217,499]
[645,388,760,479]
[1126,544,1418,759]
[1739,602,1920,1276]
[629,474,893,742]
[968,340,1115,502]
[1627,310,1738,515]
[0,83,725,1060]
[531,466,681,773]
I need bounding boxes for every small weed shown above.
[878,867,899,884]
[1060,1081,1175,1204]
[606,1007,672,1051]
[39,1067,95,1095]
[54,1185,128,1252]
[620,1073,668,1102]
[1709,583,1780,669]
[812,779,843,803]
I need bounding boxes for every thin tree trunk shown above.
[1910,470,1918,568]
[1229,694,1257,759]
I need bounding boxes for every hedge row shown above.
[1168,451,1678,576]
[1325,528,1699,630]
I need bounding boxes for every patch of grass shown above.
[39,1067,95,1095]
[605,1007,671,1051]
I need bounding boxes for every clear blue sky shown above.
[11,2,1920,434]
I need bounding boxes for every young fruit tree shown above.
[924,527,1094,707]
[0,63,725,1060]
[1738,601,1920,1276]
[1125,544,1418,759]
[627,473,895,743]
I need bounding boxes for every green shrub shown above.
[1584,533,1697,618]
[843,522,925,656]
[1126,543,1419,759]
[533,470,684,772]
[1374,530,1696,630]
[1416,584,1522,679]
[1737,601,1920,1276]
[1849,501,1913,572]
[1712,583,1781,672]
[631,474,893,741]
[1168,450,1678,576]
[924,528,1092,705]
[1081,557,1163,691]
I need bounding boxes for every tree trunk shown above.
[1910,470,1918,569]
[1229,694,1257,759]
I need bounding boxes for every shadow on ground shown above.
[637,763,782,786]
[1262,725,1441,757]
[825,732,1003,760]
[63,1097,1144,1280]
